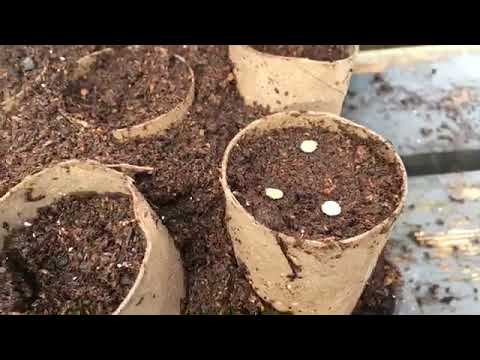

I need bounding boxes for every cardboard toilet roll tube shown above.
[0,160,184,315]
[228,46,359,115]
[72,46,195,141]
[220,112,407,315]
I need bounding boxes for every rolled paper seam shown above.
[220,111,407,315]
[0,160,184,315]
[228,45,359,115]
[72,46,195,141]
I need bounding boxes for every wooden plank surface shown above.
[343,46,480,158]
[346,46,480,314]
[355,45,480,74]
[390,171,480,315]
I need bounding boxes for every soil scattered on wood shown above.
[250,45,353,61]
[227,126,404,240]
[0,192,145,315]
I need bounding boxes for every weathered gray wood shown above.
[390,171,480,315]
[343,50,480,158]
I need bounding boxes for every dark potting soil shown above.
[130,46,270,314]
[44,45,114,65]
[228,126,404,240]
[63,46,192,129]
[250,45,353,61]
[1,46,49,103]
[0,45,268,314]
[0,46,113,104]
[0,192,145,315]
[0,45,395,314]
[353,250,401,315]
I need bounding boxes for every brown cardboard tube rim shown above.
[114,182,151,314]
[220,111,408,248]
[241,45,360,64]
[228,46,359,115]
[0,160,184,315]
[73,46,195,141]
[112,53,195,141]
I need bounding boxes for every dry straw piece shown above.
[220,111,408,315]
[72,46,195,141]
[228,45,359,115]
[0,160,184,315]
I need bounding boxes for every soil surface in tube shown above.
[250,45,353,61]
[228,126,404,240]
[63,46,192,129]
[0,192,145,315]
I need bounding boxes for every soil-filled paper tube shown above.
[220,112,407,315]
[229,46,359,115]
[0,160,184,315]
[72,46,195,141]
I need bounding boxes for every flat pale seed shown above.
[300,140,318,153]
[265,188,284,200]
[321,201,342,216]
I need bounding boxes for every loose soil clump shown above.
[0,192,145,315]
[353,250,402,315]
[227,126,404,240]
[63,46,192,129]
[250,45,352,61]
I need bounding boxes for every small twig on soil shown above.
[57,109,91,129]
[105,163,154,176]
